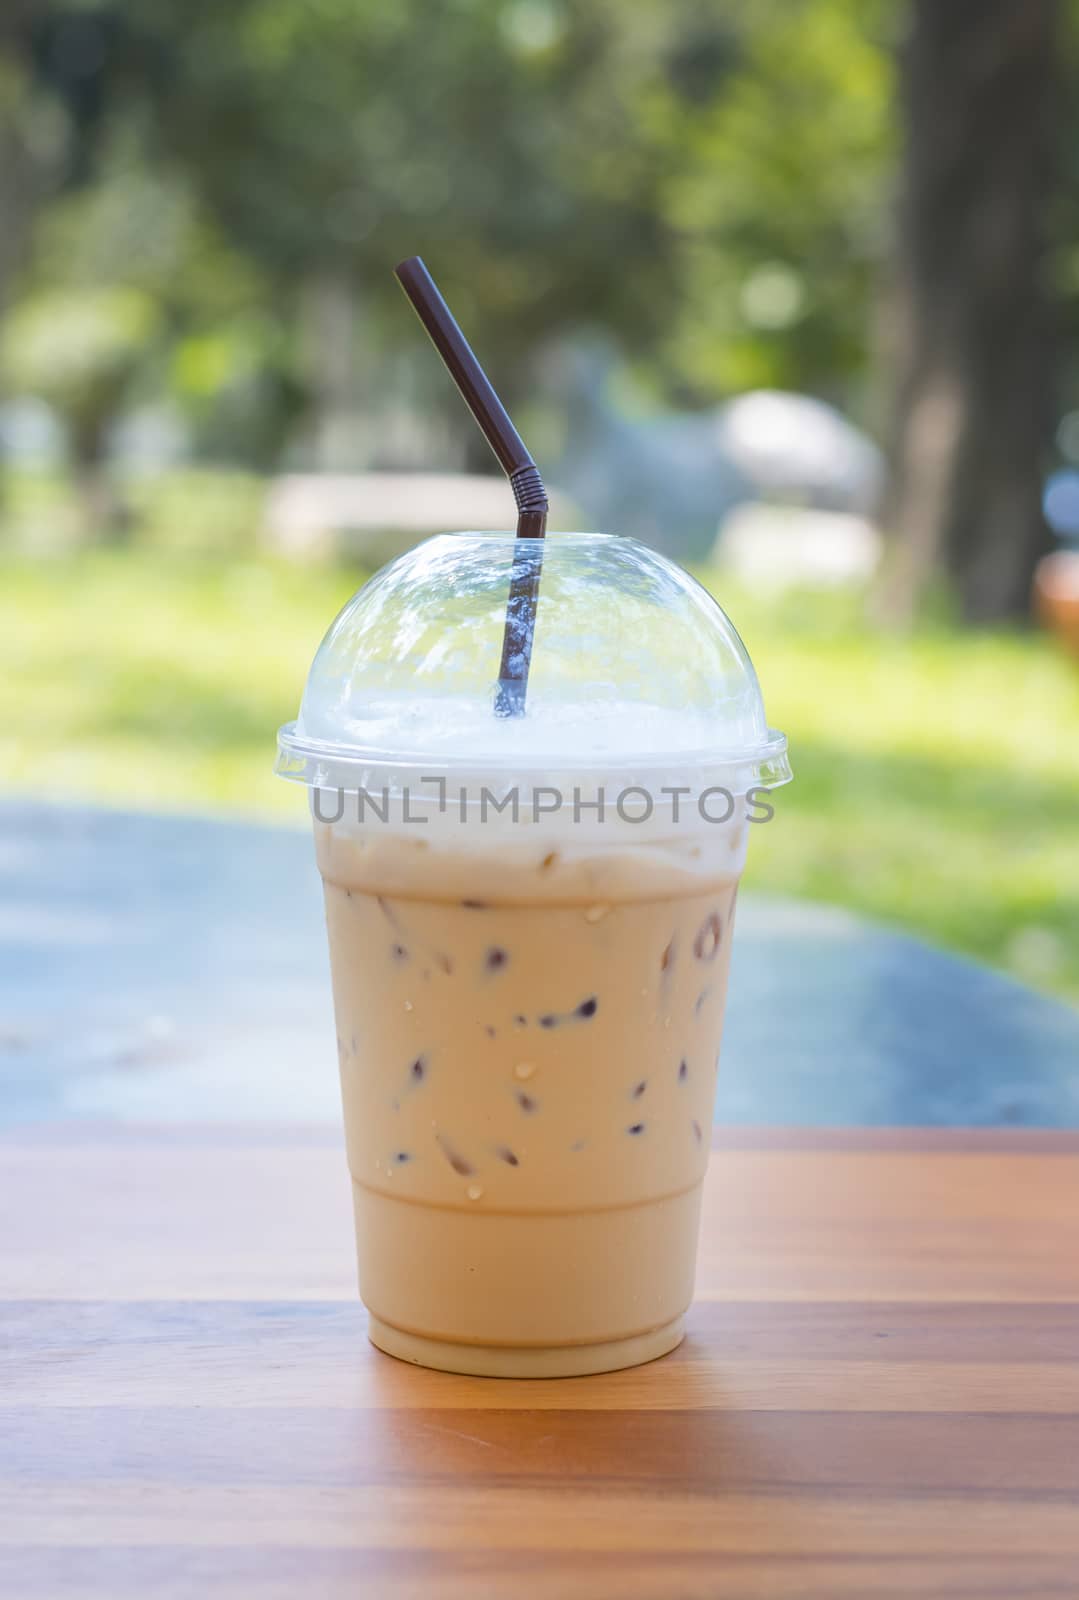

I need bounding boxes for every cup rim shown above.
[275,719,792,793]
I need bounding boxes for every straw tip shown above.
[394,255,425,281]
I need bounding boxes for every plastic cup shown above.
[277,531,789,1377]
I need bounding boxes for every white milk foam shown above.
[294,693,773,899]
[285,689,787,809]
[300,692,751,765]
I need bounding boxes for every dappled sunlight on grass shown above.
[707,578,1079,1002]
[0,551,364,819]
[2,551,1077,1002]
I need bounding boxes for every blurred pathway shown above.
[1,802,1077,1127]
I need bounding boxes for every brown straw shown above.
[394,256,548,717]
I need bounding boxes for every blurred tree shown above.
[1,1,900,500]
[0,4,92,505]
[25,158,307,470]
[134,0,681,420]
[0,284,160,536]
[4,0,691,474]
[646,0,894,404]
[122,0,896,454]
[883,0,1059,622]
[0,50,47,326]
[0,6,61,312]
[0,3,145,305]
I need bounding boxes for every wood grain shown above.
[2,1126,1078,1598]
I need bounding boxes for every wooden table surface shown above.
[3,1124,1079,1598]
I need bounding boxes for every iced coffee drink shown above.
[278,531,789,1376]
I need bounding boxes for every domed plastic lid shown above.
[276,531,790,795]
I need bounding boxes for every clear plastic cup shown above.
[277,531,789,1376]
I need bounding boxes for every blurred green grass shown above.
[1,547,1076,1003]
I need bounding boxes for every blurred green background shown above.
[0,0,1077,1001]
